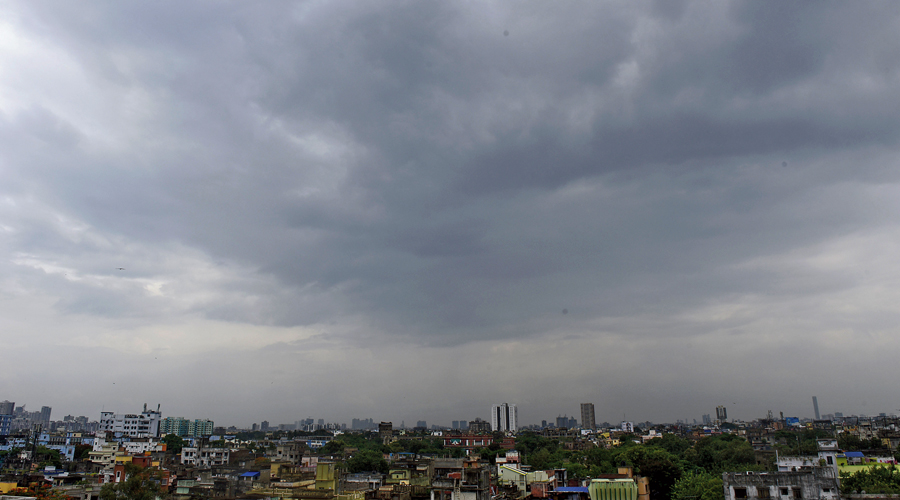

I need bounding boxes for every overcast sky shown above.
[2,0,900,429]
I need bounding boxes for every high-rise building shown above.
[812,396,821,420]
[0,401,14,415]
[0,415,10,436]
[491,403,517,432]
[716,405,727,422]
[416,420,427,428]
[580,403,596,430]
[40,406,51,425]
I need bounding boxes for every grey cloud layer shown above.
[3,0,900,423]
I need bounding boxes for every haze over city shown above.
[2,1,900,428]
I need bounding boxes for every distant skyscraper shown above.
[40,406,51,425]
[716,405,727,422]
[416,420,427,428]
[581,403,596,430]
[812,396,820,420]
[491,403,517,432]
[0,401,14,415]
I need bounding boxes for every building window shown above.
[757,487,770,499]
[792,488,802,499]
[734,488,747,499]
[780,488,789,496]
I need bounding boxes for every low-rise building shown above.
[722,469,839,500]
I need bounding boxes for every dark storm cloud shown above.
[6,0,900,343]
[5,0,900,424]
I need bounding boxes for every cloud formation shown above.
[2,0,900,427]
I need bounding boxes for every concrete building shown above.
[432,458,491,500]
[581,404,596,431]
[379,422,393,440]
[99,404,161,438]
[39,406,51,425]
[0,414,11,436]
[717,406,728,422]
[723,469,839,500]
[0,401,14,415]
[469,418,490,434]
[492,403,517,433]
[160,417,214,437]
[275,442,305,464]
[443,434,495,453]
[181,445,230,467]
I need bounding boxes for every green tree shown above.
[685,434,757,474]
[346,449,388,474]
[671,471,724,500]
[317,440,344,455]
[161,434,184,455]
[99,463,163,500]
[617,446,683,500]
[840,465,900,494]
[646,434,691,457]
[75,443,93,460]
[35,446,62,469]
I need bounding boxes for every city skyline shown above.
[2,2,900,427]
[2,397,893,430]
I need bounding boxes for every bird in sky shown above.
[116,268,125,270]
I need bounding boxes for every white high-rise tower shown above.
[491,403,517,432]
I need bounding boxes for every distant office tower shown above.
[581,403,596,430]
[491,403,517,432]
[416,420,427,428]
[0,401,14,415]
[556,415,569,428]
[812,396,821,420]
[261,420,269,431]
[716,405,727,422]
[702,414,711,425]
[40,406,51,424]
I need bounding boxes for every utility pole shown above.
[29,423,42,471]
